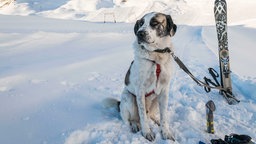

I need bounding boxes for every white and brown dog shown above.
[105,12,177,142]
[120,12,177,141]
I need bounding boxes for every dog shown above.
[119,12,177,141]
[104,12,177,141]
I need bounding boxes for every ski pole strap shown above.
[170,52,225,91]
[208,68,221,86]
[204,77,219,92]
[204,68,221,93]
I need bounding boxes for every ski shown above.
[214,0,239,104]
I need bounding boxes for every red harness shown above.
[145,63,161,97]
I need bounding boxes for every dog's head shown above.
[134,12,177,51]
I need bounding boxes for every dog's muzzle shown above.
[136,30,152,44]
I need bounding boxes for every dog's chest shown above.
[143,62,170,96]
[126,60,171,96]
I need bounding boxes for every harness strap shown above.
[156,63,161,79]
[145,63,161,97]
[126,62,161,98]
[145,90,155,97]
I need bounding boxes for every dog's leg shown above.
[120,89,140,133]
[128,95,140,133]
[158,88,175,141]
[149,97,160,126]
[136,91,156,141]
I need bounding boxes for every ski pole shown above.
[206,100,216,134]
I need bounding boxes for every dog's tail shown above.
[102,98,120,112]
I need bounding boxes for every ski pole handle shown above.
[206,100,216,134]
[206,110,214,134]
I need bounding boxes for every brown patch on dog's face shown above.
[149,13,168,37]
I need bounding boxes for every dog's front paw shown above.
[142,130,156,142]
[161,129,175,141]
[130,121,140,133]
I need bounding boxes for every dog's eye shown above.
[139,22,143,26]
[150,21,159,27]
[139,20,144,26]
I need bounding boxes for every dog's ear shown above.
[166,15,177,37]
[134,20,140,35]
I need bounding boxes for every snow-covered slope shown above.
[1,0,256,25]
[0,0,256,144]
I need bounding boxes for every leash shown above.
[170,50,224,91]
[154,47,240,103]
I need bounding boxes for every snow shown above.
[0,0,256,144]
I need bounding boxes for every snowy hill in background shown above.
[0,0,256,144]
[1,0,256,25]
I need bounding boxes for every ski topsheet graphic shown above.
[214,0,239,104]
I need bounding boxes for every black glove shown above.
[224,134,252,144]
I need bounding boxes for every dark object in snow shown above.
[199,141,206,144]
[211,138,229,144]
[206,100,216,134]
[210,134,254,144]
[224,134,254,144]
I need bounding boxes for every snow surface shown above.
[0,0,256,144]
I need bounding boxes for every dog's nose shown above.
[137,30,148,38]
